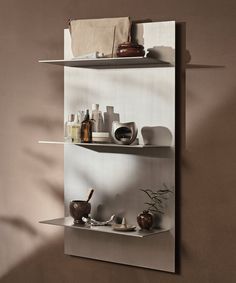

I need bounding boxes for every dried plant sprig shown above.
[140,184,173,214]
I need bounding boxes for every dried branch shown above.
[140,184,173,214]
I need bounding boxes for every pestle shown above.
[86,188,94,203]
[120,217,127,228]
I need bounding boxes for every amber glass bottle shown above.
[80,109,93,143]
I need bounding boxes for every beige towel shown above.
[70,17,130,58]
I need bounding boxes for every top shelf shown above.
[38,58,223,70]
[38,57,173,69]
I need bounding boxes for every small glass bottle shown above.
[80,109,93,143]
[64,114,75,142]
[78,110,85,124]
[71,114,81,143]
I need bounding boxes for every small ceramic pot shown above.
[137,210,153,230]
[70,200,91,224]
[111,121,138,145]
[117,42,145,57]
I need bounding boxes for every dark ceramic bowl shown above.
[137,210,153,230]
[69,200,91,224]
[116,42,145,57]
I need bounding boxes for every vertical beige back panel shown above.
[64,21,175,272]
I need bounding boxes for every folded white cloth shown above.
[71,51,105,60]
[70,17,130,58]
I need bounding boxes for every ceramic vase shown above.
[111,121,138,145]
[137,210,153,230]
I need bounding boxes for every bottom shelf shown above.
[40,217,169,238]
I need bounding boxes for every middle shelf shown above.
[40,217,169,238]
[38,141,173,157]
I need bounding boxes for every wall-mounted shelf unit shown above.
[40,217,169,238]
[38,20,177,273]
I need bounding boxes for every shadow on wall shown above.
[20,116,62,132]
[23,147,58,166]
[0,216,38,237]
[37,179,64,203]
[0,235,146,283]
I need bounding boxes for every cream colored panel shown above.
[64,21,175,272]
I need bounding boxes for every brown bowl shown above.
[116,42,145,57]
[69,200,91,224]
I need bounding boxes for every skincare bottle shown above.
[91,104,104,132]
[71,114,81,143]
[78,110,85,123]
[80,109,93,143]
[104,106,120,134]
[64,114,75,142]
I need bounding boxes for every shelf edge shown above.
[40,217,170,238]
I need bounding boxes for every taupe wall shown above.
[0,0,235,282]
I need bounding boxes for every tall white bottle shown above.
[91,104,104,132]
[104,106,120,135]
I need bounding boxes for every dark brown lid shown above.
[117,42,144,50]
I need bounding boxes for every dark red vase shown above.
[137,210,153,230]
[116,42,145,57]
